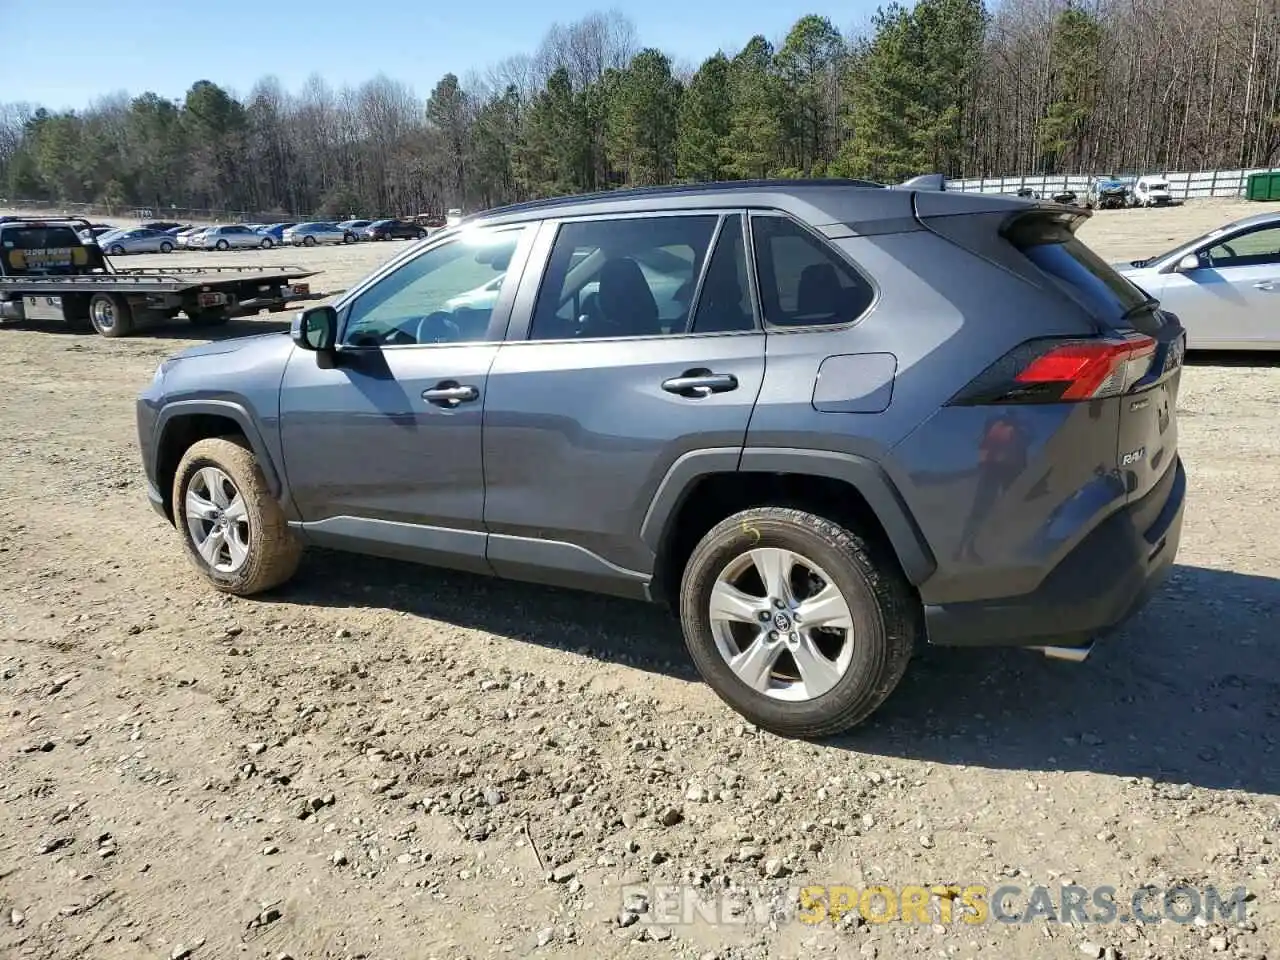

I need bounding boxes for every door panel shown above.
[279,345,498,572]
[276,224,534,574]
[482,212,765,591]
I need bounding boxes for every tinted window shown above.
[342,226,522,347]
[1204,225,1280,268]
[750,214,875,328]
[690,215,755,334]
[528,215,719,340]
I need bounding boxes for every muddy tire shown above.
[172,436,302,596]
[678,507,919,740]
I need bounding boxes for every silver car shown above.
[284,222,351,246]
[1116,210,1280,350]
[196,224,276,251]
[176,227,209,249]
[98,228,176,255]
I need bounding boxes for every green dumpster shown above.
[1246,170,1280,201]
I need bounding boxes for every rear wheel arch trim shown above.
[155,400,284,503]
[641,447,937,587]
[737,447,936,586]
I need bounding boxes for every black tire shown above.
[109,244,125,256]
[172,436,302,595]
[216,239,229,251]
[260,237,274,249]
[678,507,919,739]
[303,235,316,247]
[88,292,134,338]
[160,241,173,253]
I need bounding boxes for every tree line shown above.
[1,0,1277,220]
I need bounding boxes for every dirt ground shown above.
[1,200,1278,960]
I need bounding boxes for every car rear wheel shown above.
[215,239,229,251]
[88,292,134,338]
[303,235,316,247]
[678,507,918,739]
[260,237,274,249]
[173,436,302,595]
[109,244,125,256]
[160,241,173,253]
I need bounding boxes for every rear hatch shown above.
[1005,210,1184,506]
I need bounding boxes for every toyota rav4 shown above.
[135,179,1187,738]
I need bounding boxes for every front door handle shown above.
[1253,280,1279,291]
[421,382,479,407]
[661,371,739,398]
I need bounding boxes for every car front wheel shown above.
[678,507,918,739]
[173,437,302,595]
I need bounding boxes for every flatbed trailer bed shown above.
[0,216,329,337]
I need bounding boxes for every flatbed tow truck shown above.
[0,216,327,337]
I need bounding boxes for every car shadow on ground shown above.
[136,316,294,341]
[1186,349,1280,369]
[0,317,293,342]
[269,555,1279,795]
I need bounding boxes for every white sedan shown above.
[1115,210,1280,350]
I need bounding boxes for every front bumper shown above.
[923,456,1186,649]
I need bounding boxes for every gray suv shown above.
[135,179,1187,738]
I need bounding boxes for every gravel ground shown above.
[1,200,1278,960]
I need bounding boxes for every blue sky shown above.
[0,0,876,111]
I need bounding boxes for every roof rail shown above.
[895,174,947,191]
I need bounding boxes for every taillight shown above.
[949,333,1157,405]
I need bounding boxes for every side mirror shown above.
[1176,254,1200,273]
[292,305,337,351]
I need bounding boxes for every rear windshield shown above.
[1008,216,1162,333]
[1,226,90,275]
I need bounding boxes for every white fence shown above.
[947,167,1279,199]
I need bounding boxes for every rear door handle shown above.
[661,371,739,398]
[421,382,479,407]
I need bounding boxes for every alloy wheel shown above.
[708,547,855,702]
[184,466,251,574]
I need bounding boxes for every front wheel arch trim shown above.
[155,400,285,507]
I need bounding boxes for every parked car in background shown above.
[163,224,194,236]
[78,223,118,243]
[414,213,448,230]
[1087,175,1130,209]
[1131,175,1174,207]
[337,219,373,240]
[1117,210,1280,350]
[141,221,184,232]
[197,225,276,251]
[363,218,427,241]
[176,227,208,249]
[445,208,464,227]
[136,179,1187,738]
[1050,189,1080,206]
[284,222,351,246]
[256,223,296,244]
[98,227,176,255]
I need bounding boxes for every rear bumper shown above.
[923,456,1185,649]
